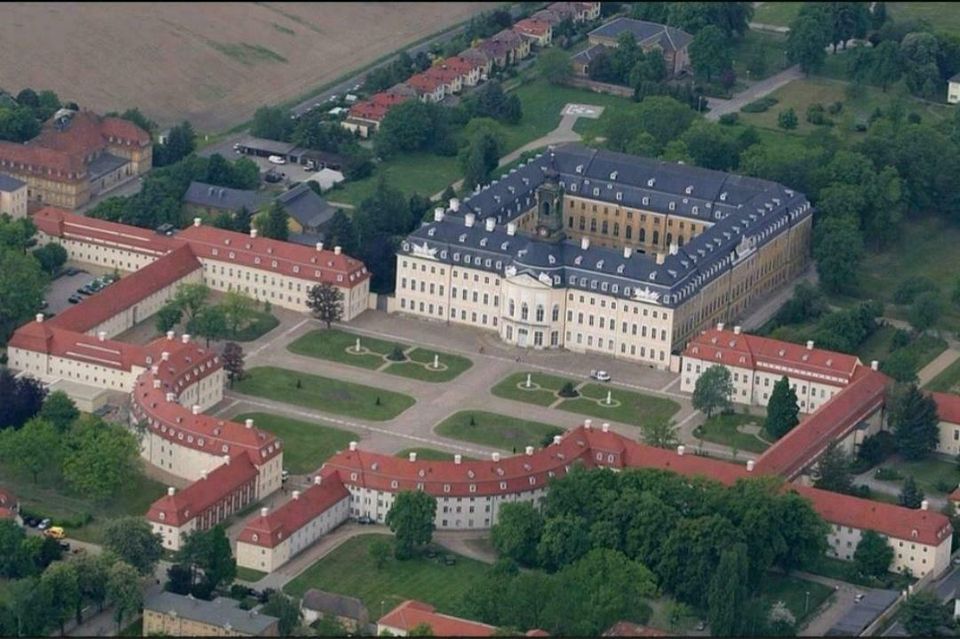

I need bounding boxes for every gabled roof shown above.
[0,173,25,192]
[589,17,693,52]
[514,18,554,37]
[183,181,270,212]
[301,589,368,621]
[146,452,258,527]
[276,183,336,229]
[143,592,279,635]
[933,392,960,425]
[379,600,497,637]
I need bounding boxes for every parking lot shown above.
[233,151,319,186]
[45,265,115,317]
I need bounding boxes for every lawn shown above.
[232,412,357,474]
[807,555,914,590]
[693,412,770,454]
[925,357,960,393]
[384,347,473,383]
[731,30,790,81]
[327,152,461,206]
[752,2,803,27]
[874,456,960,495]
[435,410,564,451]
[288,328,398,369]
[889,3,960,38]
[395,448,475,461]
[283,534,491,616]
[759,574,834,627]
[557,383,681,427]
[235,566,268,583]
[230,309,280,342]
[0,462,165,545]
[234,366,416,421]
[490,371,578,407]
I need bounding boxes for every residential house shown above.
[300,589,369,632]
[182,181,270,220]
[460,48,494,81]
[342,91,414,137]
[548,1,601,23]
[377,600,497,637]
[143,591,280,637]
[0,174,28,218]
[586,17,693,77]
[405,72,447,103]
[441,56,484,87]
[513,18,554,48]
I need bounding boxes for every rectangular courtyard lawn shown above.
[232,412,357,474]
[435,410,564,451]
[284,534,490,616]
[234,366,415,421]
[557,383,681,427]
[490,371,577,407]
[384,347,473,383]
[288,328,398,369]
[759,574,834,627]
[694,413,770,454]
[875,457,960,495]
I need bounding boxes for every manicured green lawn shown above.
[327,152,461,206]
[0,462,165,545]
[230,310,280,342]
[693,413,770,453]
[889,2,960,38]
[288,328,397,369]
[232,412,357,474]
[395,448,475,461]
[557,383,681,427]
[758,574,834,626]
[874,456,960,495]
[435,410,564,451]
[752,2,803,27]
[234,367,415,421]
[235,566,268,583]
[384,348,473,383]
[283,534,491,616]
[926,357,960,393]
[731,30,790,81]
[490,371,578,406]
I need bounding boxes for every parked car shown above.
[854,593,865,603]
[44,526,66,540]
[24,516,40,528]
[64,267,80,276]
[590,369,612,382]
[38,518,52,530]
[357,515,374,525]
[78,287,94,296]
[67,295,82,304]
[58,541,71,551]
[268,155,287,165]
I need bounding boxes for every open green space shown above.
[693,412,770,454]
[229,309,281,342]
[0,462,165,545]
[759,574,834,626]
[435,410,564,451]
[235,566,269,583]
[857,326,947,376]
[807,555,914,590]
[873,456,960,495]
[234,366,415,421]
[752,2,803,27]
[288,328,396,369]
[490,371,578,406]
[889,3,960,38]
[384,347,473,383]
[925,357,960,393]
[283,534,490,616]
[557,383,681,427]
[395,448,475,462]
[731,30,790,81]
[327,152,461,207]
[232,412,357,474]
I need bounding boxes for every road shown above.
[705,64,804,122]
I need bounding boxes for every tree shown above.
[38,391,79,433]
[0,520,34,579]
[220,291,256,337]
[765,377,800,439]
[679,121,740,171]
[466,82,522,125]
[155,303,182,334]
[8,575,51,637]
[255,201,290,241]
[899,475,925,509]
[889,384,939,460]
[103,517,164,576]
[854,530,894,578]
[707,543,750,636]
[908,291,942,334]
[460,130,501,192]
[376,101,448,157]
[154,121,196,167]
[537,514,590,571]
[325,210,359,256]
[640,419,679,449]
[251,105,294,141]
[262,591,302,636]
[901,591,951,636]
[491,502,544,566]
[787,14,830,74]
[0,417,60,483]
[306,283,344,329]
[75,552,110,614]
[870,40,902,91]
[0,369,48,431]
[176,525,236,595]
[369,538,391,570]
[537,48,572,85]
[106,561,142,633]
[172,282,210,323]
[188,305,228,346]
[62,416,140,500]
[813,441,854,495]
[689,25,733,82]
[813,216,864,295]
[777,108,799,130]
[385,491,437,559]
[32,243,67,275]
[222,342,245,387]
[0,248,49,344]
[692,365,733,418]
[41,561,80,636]
[116,107,157,134]
[408,622,435,636]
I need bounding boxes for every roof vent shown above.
[182,334,191,344]
[601,422,610,433]
[348,441,358,451]
[408,452,417,462]
[260,507,268,518]
[193,217,202,227]
[161,351,170,361]
[165,392,175,402]
[454,454,462,465]
[733,326,741,335]
[525,446,534,456]
[35,313,44,323]
[292,490,301,500]
[97,331,106,342]
[492,452,501,462]
[167,486,175,496]
[677,445,685,456]
[191,405,200,415]
[245,419,254,429]
[314,475,322,485]
[806,340,814,350]
[871,360,878,371]
[166,330,175,340]
[746,460,755,472]
[717,322,725,332]
[921,499,929,511]
[250,228,258,239]
[316,242,324,252]
[584,419,593,430]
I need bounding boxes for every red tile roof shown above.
[514,18,554,37]
[933,392,960,425]
[443,56,483,74]
[237,469,350,548]
[405,72,446,94]
[146,452,258,527]
[0,141,87,180]
[378,600,496,637]
[603,621,669,637]
[33,206,179,257]
[754,368,889,478]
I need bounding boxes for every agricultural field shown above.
[0,3,489,131]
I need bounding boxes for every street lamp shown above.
[805,590,811,615]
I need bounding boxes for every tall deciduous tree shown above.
[75,552,110,614]
[0,369,48,431]
[221,291,257,337]
[255,202,290,241]
[325,210,359,256]
[765,376,800,439]
[41,561,80,636]
[908,291,942,334]
[306,283,344,329]
[32,243,67,275]
[537,48,573,85]
[189,304,228,346]
[62,416,140,500]
[222,342,245,386]
[787,13,830,74]
[707,543,750,636]
[103,517,164,576]
[176,525,236,595]
[0,417,61,484]
[172,283,211,322]
[155,303,182,334]
[38,391,79,433]
[813,215,864,295]
[692,366,733,418]
[854,530,894,577]
[262,591,302,636]
[385,491,437,559]
[492,502,544,566]
[106,561,142,633]
[901,591,951,636]
[689,25,732,82]
[0,248,49,344]
[640,419,679,449]
[889,384,939,460]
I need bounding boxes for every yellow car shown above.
[44,526,66,540]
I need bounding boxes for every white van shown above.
[268,155,287,165]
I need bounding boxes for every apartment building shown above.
[143,592,280,637]
[394,144,812,369]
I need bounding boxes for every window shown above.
[652,230,659,245]
[521,303,529,320]
[552,305,560,322]
[639,228,646,243]
[536,305,544,322]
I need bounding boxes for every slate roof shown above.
[589,17,693,52]
[401,144,811,308]
[143,592,279,635]
[184,181,270,212]
[0,173,25,192]
[571,43,609,66]
[276,183,337,230]
[301,589,368,621]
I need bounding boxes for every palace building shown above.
[393,144,812,370]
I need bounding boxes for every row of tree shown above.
[0,87,68,143]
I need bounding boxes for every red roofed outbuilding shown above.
[377,600,497,637]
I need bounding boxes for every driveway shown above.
[705,65,804,121]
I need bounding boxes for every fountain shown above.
[525,373,532,388]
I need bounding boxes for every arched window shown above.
[542,201,551,217]
[626,226,633,239]
[613,222,620,236]
[568,216,574,228]
[666,233,673,246]
[579,216,586,230]
[639,228,646,242]
[509,299,515,316]
[652,230,660,245]
[590,219,597,232]
[536,305,544,322]
[521,303,529,320]
[601,220,608,234]
[552,304,560,321]
[678,235,685,247]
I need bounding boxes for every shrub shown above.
[558,382,579,398]
[936,479,955,493]
[806,103,832,126]
[740,96,778,113]
[387,345,407,361]
[891,328,912,349]
[827,101,844,115]
[893,276,938,305]
[777,108,799,130]
[907,112,922,124]
[718,113,740,125]
[857,431,896,467]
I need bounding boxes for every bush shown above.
[827,101,844,115]
[858,431,896,467]
[891,328,912,349]
[777,108,799,130]
[875,466,902,481]
[806,103,832,126]
[936,479,955,493]
[558,381,579,398]
[740,96,778,113]
[718,113,740,125]
[893,276,939,305]
[854,484,872,498]
[387,345,407,361]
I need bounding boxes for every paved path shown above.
[739,264,818,331]
[705,64,804,121]
[918,348,960,388]
[853,463,949,512]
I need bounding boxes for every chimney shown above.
[746,460,755,472]
[260,507,268,518]
[465,213,476,228]
[553,435,562,446]
[871,360,879,371]
[245,419,254,429]
[623,246,632,259]
[733,326,742,335]
[584,419,593,430]
[97,331,106,342]
[677,445,685,456]
[35,313,44,323]
[717,322,725,332]
[314,475,322,485]
[151,365,159,374]
[348,441,358,451]
[223,455,230,465]
[449,197,460,212]
[166,330,175,341]
[525,446,534,456]
[655,252,665,265]
[250,228,258,239]
[485,217,496,232]
[408,452,417,462]
[200,470,208,480]
[181,334,190,344]
[193,217,202,227]
[165,392,176,402]
[316,242,324,252]
[806,340,814,350]
[601,422,610,433]
[334,246,342,255]
[153,379,161,389]
[921,499,929,511]
[292,490,301,500]
[454,454,462,464]
[491,452,501,462]
[506,222,517,236]
[167,486,176,496]
[433,208,445,223]
[191,405,200,415]
[161,351,170,361]
[580,237,590,250]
